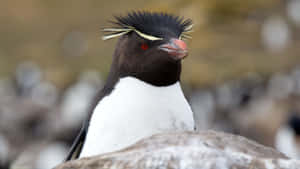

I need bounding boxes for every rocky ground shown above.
[55,131,300,169]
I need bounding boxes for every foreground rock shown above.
[55,131,300,169]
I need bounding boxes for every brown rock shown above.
[55,130,300,169]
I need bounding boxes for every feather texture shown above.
[102,11,193,41]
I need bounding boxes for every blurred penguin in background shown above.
[275,114,300,159]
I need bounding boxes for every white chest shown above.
[79,77,194,158]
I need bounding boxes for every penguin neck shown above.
[104,47,182,92]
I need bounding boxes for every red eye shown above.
[140,43,149,50]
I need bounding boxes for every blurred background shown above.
[2,0,300,168]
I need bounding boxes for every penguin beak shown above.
[158,38,188,60]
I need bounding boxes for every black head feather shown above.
[101,11,192,87]
[104,11,193,40]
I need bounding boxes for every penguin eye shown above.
[140,43,149,50]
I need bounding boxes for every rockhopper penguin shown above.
[65,11,195,160]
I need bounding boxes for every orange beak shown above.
[158,38,188,60]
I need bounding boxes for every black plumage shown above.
[110,11,192,39]
[288,115,300,135]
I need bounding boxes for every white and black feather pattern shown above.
[66,11,194,161]
[79,77,194,157]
